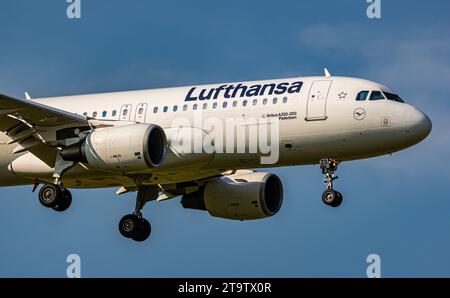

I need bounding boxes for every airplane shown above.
[0,70,432,242]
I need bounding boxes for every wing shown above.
[0,93,91,165]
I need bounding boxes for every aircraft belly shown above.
[0,141,31,186]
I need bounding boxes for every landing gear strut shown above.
[320,158,343,207]
[118,186,157,242]
[37,150,75,212]
[38,183,72,212]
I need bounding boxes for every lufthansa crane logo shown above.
[353,108,366,120]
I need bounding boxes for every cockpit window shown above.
[383,91,404,103]
[356,91,369,101]
[369,91,385,101]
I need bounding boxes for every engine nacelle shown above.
[61,124,167,172]
[181,171,283,220]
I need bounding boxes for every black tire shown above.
[119,214,140,238]
[52,189,72,212]
[39,184,61,208]
[132,218,151,242]
[334,191,343,207]
[322,189,342,207]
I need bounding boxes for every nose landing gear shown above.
[320,158,343,207]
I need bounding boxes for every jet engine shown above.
[61,124,167,172]
[181,171,283,220]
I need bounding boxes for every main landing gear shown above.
[37,151,75,212]
[320,158,343,208]
[38,183,72,212]
[118,186,158,242]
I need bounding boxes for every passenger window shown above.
[243,100,247,107]
[223,102,228,108]
[283,97,288,103]
[232,101,237,107]
[356,91,369,101]
[153,107,158,113]
[102,111,107,117]
[173,105,178,112]
[93,111,98,117]
[183,104,188,111]
[253,99,257,106]
[193,104,198,110]
[273,97,278,104]
[203,103,207,110]
[369,91,385,101]
[83,112,88,117]
[213,102,218,109]
[112,110,117,117]
[263,98,267,105]
[163,106,168,113]
[122,109,128,116]
[138,108,144,115]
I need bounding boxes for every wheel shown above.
[38,184,61,208]
[118,214,140,238]
[322,189,336,205]
[52,189,72,212]
[132,218,151,242]
[322,189,342,207]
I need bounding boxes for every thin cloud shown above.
[298,23,450,173]
[298,24,450,97]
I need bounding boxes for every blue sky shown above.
[0,0,449,277]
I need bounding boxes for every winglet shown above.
[324,68,331,78]
[24,92,31,100]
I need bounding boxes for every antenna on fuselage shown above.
[324,68,331,78]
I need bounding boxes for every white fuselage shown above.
[0,76,431,188]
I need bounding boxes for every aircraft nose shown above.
[403,107,432,142]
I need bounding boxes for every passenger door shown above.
[305,80,332,121]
